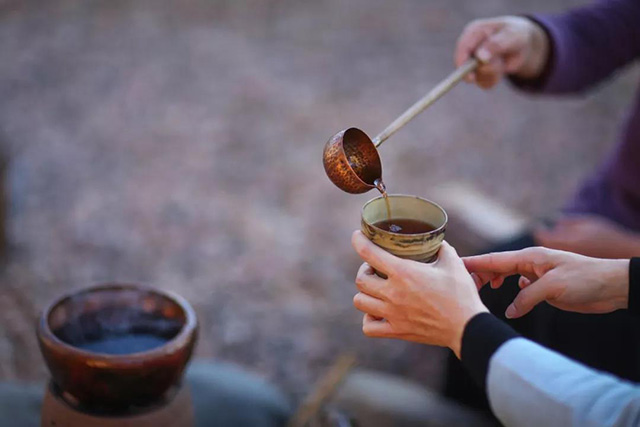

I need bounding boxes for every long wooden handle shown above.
[287,353,357,427]
[372,57,479,148]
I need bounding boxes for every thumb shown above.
[455,18,504,67]
[436,241,462,266]
[505,278,554,319]
[476,29,519,63]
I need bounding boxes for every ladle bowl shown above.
[323,127,382,194]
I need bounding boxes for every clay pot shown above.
[37,283,198,411]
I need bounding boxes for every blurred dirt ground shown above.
[0,0,638,403]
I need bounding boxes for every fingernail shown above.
[476,48,491,63]
[505,304,516,319]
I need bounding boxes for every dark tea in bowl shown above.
[372,218,436,234]
[37,283,198,413]
[361,194,447,265]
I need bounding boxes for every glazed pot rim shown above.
[362,193,448,237]
[37,283,197,363]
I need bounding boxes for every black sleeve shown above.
[629,258,640,316]
[460,313,520,390]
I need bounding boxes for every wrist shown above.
[459,313,520,389]
[513,21,549,80]
[450,304,489,359]
[606,259,630,310]
[626,234,640,257]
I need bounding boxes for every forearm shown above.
[624,236,640,259]
[460,314,640,426]
[513,0,640,94]
[461,257,640,423]
[489,338,640,427]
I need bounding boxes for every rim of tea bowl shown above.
[360,194,448,266]
[36,283,198,410]
[361,194,448,236]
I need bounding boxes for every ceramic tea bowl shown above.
[37,283,198,411]
[361,194,447,264]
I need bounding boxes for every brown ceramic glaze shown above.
[361,195,447,264]
[37,283,198,411]
[322,127,382,194]
[41,381,194,426]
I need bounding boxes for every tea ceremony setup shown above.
[1,0,639,426]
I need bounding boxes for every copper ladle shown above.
[323,58,479,194]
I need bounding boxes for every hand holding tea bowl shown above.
[36,283,198,411]
[351,232,488,357]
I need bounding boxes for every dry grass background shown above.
[0,0,637,402]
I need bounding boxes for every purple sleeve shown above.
[521,0,640,94]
